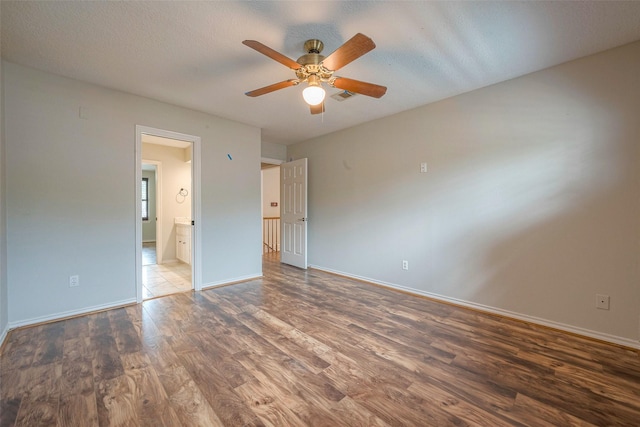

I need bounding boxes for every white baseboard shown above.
[0,323,8,349]
[201,273,263,290]
[7,298,137,330]
[310,265,640,350]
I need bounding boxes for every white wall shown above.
[142,143,191,260]
[288,41,640,347]
[0,9,9,344]
[141,169,156,243]
[261,141,287,162]
[4,61,262,325]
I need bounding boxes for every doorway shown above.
[261,162,281,255]
[135,126,202,303]
[260,157,308,270]
[261,158,283,263]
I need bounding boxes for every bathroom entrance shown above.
[135,126,201,302]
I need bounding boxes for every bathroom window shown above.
[142,177,149,221]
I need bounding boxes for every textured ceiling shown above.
[2,1,640,146]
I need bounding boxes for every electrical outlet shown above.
[69,275,80,288]
[596,294,609,310]
[402,260,409,270]
[420,162,428,173]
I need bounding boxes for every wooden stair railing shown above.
[263,217,280,254]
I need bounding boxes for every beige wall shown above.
[288,41,640,346]
[4,61,262,325]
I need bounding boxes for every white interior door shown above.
[281,158,308,269]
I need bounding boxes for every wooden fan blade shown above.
[245,79,298,97]
[310,102,325,115]
[321,33,376,71]
[332,77,387,98]
[243,40,302,70]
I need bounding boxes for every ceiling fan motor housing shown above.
[304,39,323,54]
[296,53,324,67]
[296,39,334,82]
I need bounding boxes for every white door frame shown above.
[142,160,162,264]
[135,125,202,303]
[261,157,284,166]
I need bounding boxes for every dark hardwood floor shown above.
[1,252,639,426]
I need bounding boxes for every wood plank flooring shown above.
[2,252,640,426]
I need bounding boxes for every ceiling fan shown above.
[242,33,387,114]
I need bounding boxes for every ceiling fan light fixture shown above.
[302,75,325,106]
[302,85,325,106]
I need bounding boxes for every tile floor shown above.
[142,241,157,266]
[142,242,192,299]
